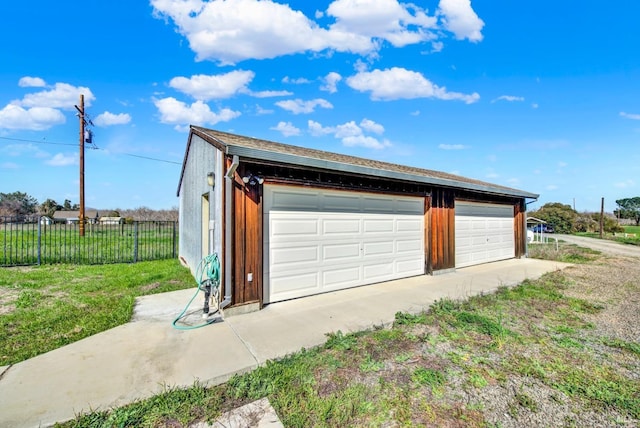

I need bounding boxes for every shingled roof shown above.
[180,126,538,199]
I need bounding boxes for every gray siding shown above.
[178,135,223,276]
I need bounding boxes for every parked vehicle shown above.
[532,224,554,233]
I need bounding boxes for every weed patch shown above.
[601,337,640,356]
[394,311,427,325]
[412,367,446,390]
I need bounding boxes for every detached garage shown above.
[177,126,538,312]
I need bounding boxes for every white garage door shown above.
[455,201,515,268]
[263,185,425,303]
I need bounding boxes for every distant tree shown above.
[590,213,624,233]
[0,192,38,218]
[529,202,578,233]
[615,197,640,226]
[113,206,178,221]
[39,199,62,217]
[63,199,72,210]
[574,213,598,232]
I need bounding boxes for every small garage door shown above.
[455,201,515,268]
[263,185,425,303]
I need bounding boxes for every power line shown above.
[120,153,181,165]
[0,136,76,147]
[0,135,181,165]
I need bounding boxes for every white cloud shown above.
[309,118,390,149]
[326,0,438,48]
[430,41,444,53]
[614,179,635,188]
[320,72,342,93]
[620,111,640,120]
[506,178,520,186]
[154,97,240,128]
[492,95,524,103]
[439,143,467,150]
[275,98,333,114]
[0,80,95,131]
[410,110,420,116]
[248,89,293,98]
[94,111,132,126]
[342,134,390,149]
[151,0,350,64]
[282,76,311,84]
[169,71,254,100]
[486,154,497,162]
[557,161,568,168]
[308,120,335,136]
[18,76,46,88]
[20,83,95,109]
[46,153,77,167]
[1,162,19,169]
[437,0,484,42]
[486,171,499,179]
[359,118,384,134]
[151,0,482,64]
[256,105,274,115]
[0,104,65,131]
[531,103,539,109]
[270,121,301,137]
[546,184,558,191]
[1,143,49,158]
[346,67,479,103]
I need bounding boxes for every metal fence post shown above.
[133,221,139,263]
[172,221,177,259]
[37,217,42,265]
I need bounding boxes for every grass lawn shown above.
[624,225,640,234]
[0,259,195,366]
[57,244,640,427]
[575,225,640,246]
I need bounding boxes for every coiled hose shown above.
[172,253,221,330]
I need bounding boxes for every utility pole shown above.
[76,94,85,237]
[599,197,605,239]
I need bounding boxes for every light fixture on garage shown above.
[207,172,215,187]
[242,173,264,186]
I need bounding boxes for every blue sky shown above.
[0,0,638,212]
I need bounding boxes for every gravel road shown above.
[554,234,640,258]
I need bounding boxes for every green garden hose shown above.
[172,253,221,330]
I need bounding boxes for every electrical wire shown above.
[0,135,181,165]
[0,136,77,147]
[172,253,221,330]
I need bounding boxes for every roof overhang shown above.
[226,145,539,200]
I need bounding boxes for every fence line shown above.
[1,216,177,267]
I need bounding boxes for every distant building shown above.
[99,216,123,225]
[52,210,100,224]
[39,216,54,225]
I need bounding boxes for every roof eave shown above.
[227,145,539,199]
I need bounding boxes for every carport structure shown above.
[177,127,538,312]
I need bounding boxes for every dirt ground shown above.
[472,254,640,427]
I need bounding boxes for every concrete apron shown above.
[0,257,569,428]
